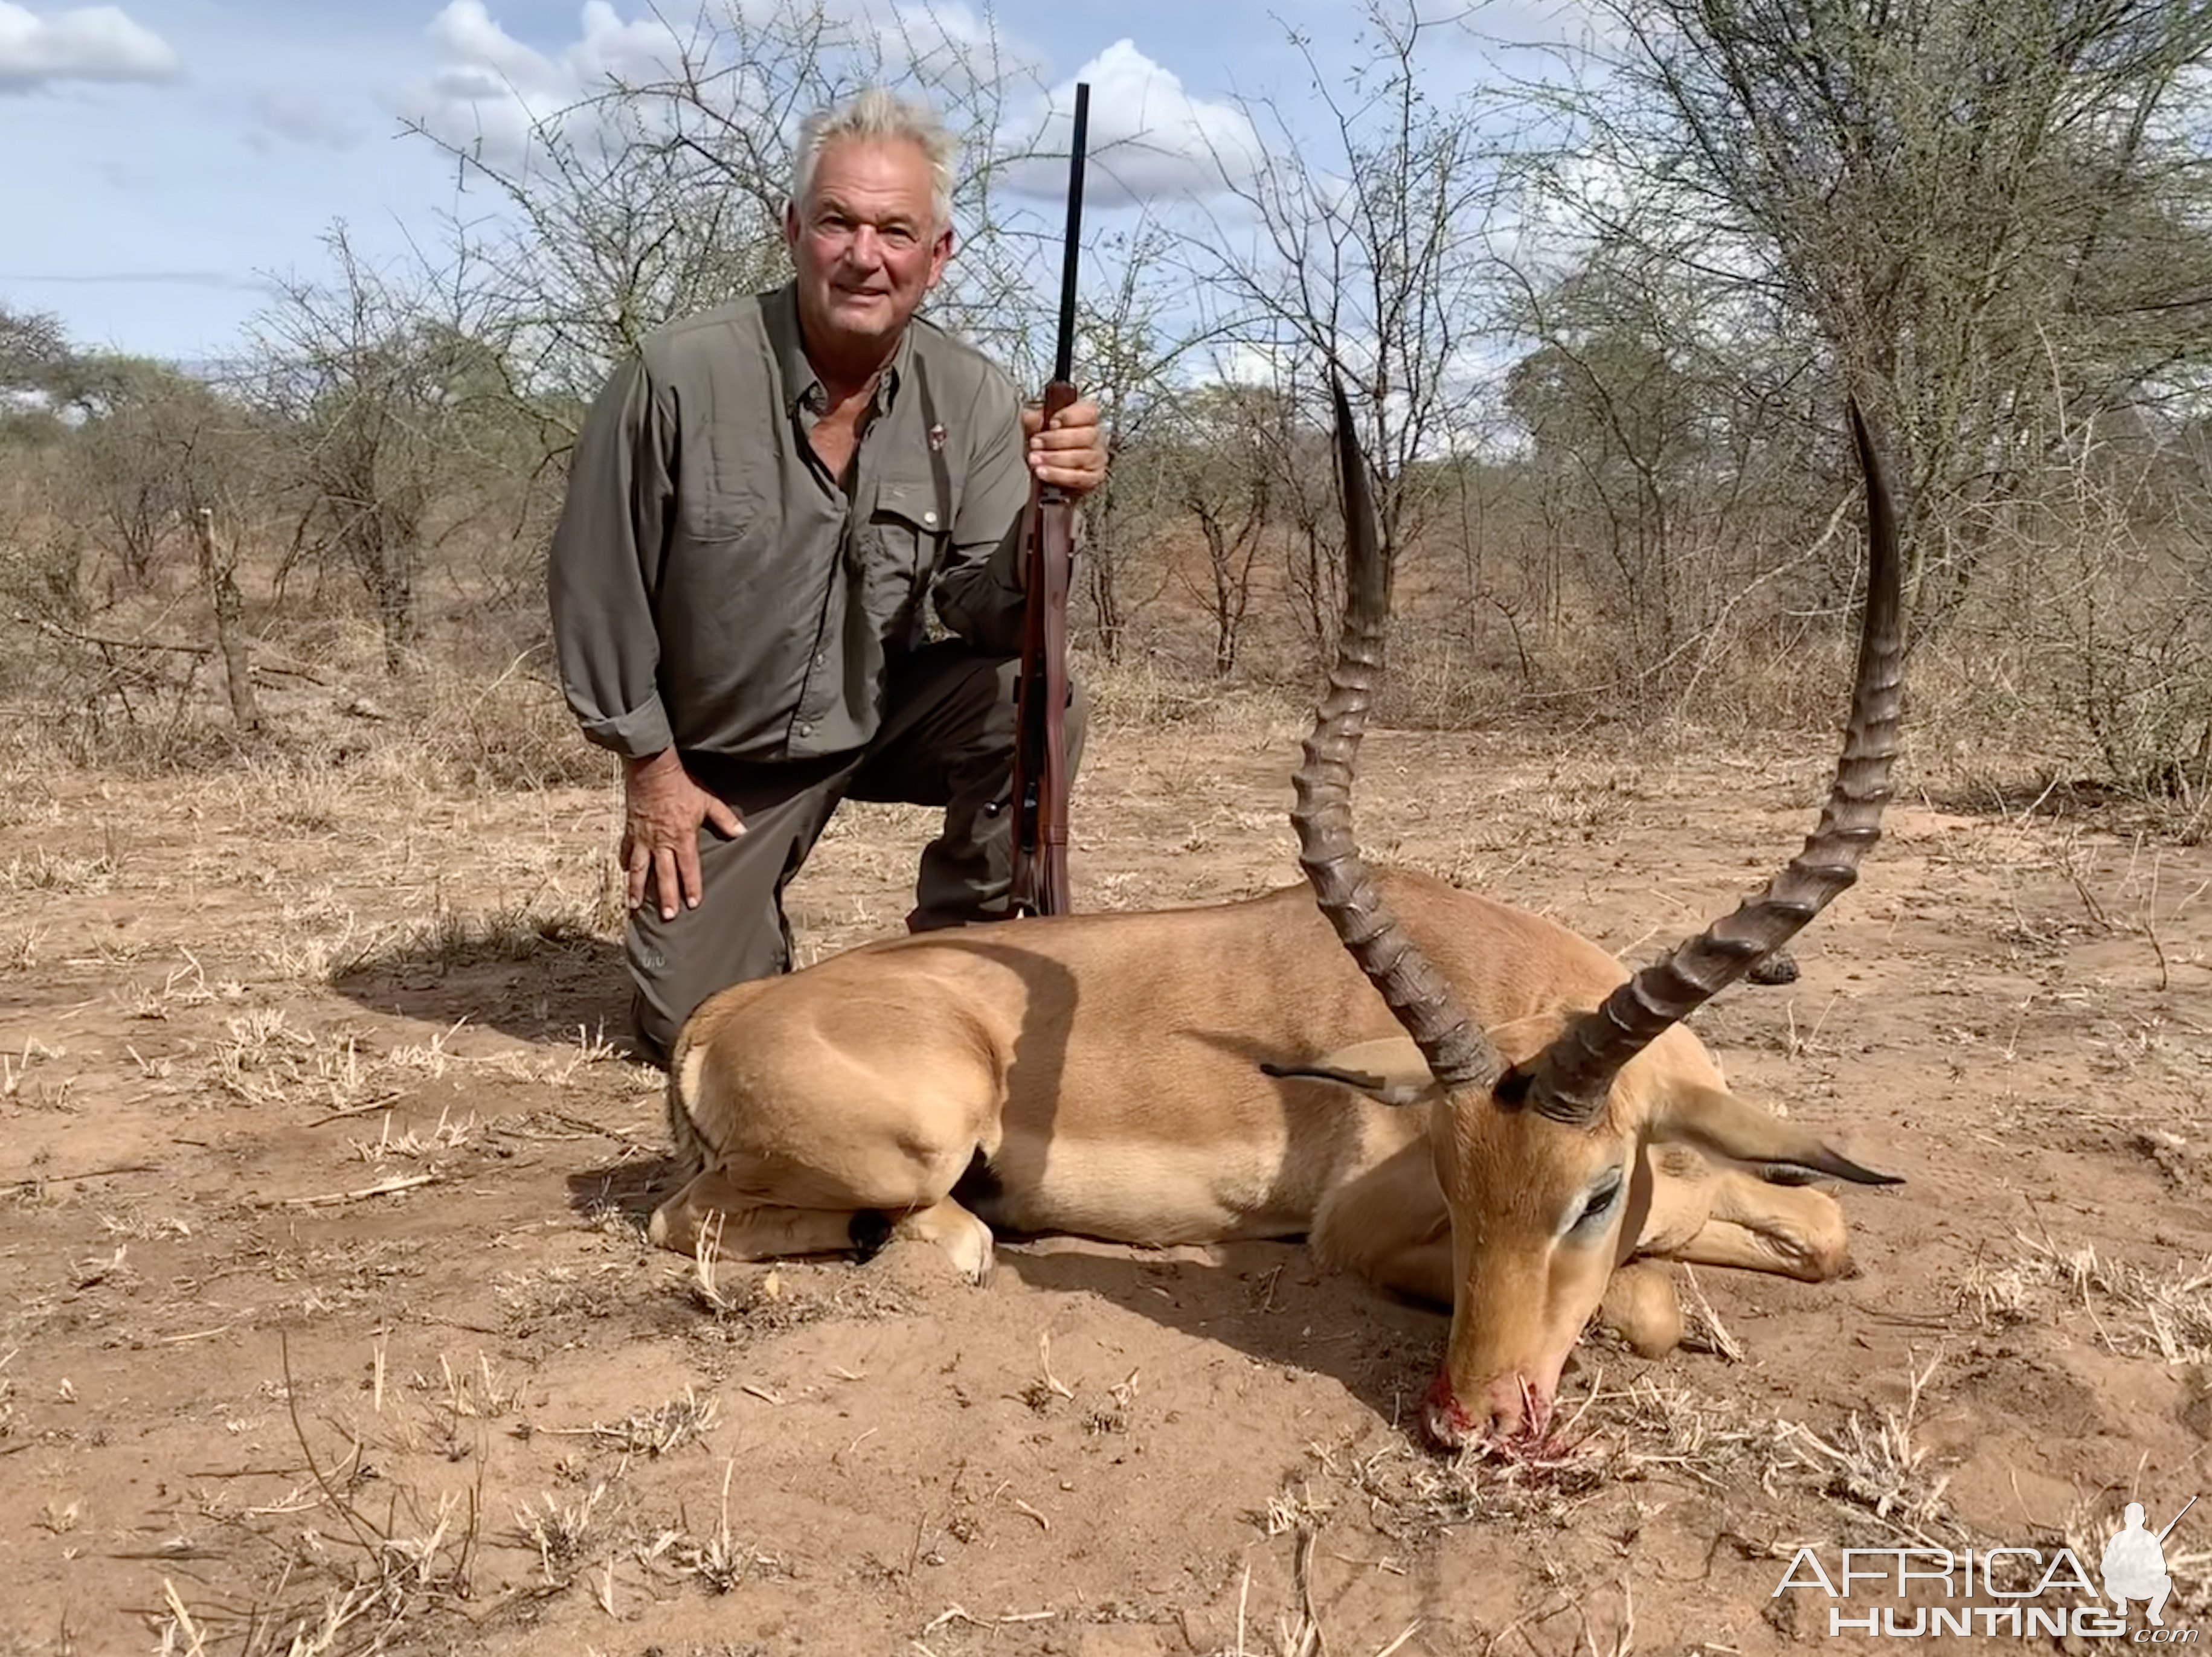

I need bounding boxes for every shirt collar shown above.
[767,279,911,419]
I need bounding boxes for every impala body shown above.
[652,388,1905,1451]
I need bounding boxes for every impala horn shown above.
[1288,378,1494,1090]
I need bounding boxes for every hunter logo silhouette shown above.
[2105,1496,2194,1627]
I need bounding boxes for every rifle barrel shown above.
[2157,1494,2198,1545]
[1052,82,1090,386]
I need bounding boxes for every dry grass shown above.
[513,1481,608,1586]
[1767,1348,1954,1534]
[333,897,614,980]
[539,1386,719,1465]
[1674,1269,1745,1363]
[1,923,46,973]
[0,851,114,894]
[146,1342,487,1657]
[1266,1348,1963,1560]
[1966,1231,2212,1363]
[1285,1423,1619,1540]
[245,890,617,989]
[190,997,636,1118]
[1076,648,1300,736]
[641,1458,786,1595]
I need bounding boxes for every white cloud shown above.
[1198,341,1293,389]
[398,0,695,166]
[400,6,1251,215]
[0,1,179,92]
[1000,40,1262,210]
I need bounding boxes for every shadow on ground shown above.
[994,1239,1448,1431]
[332,932,638,1051]
[565,1149,680,1224]
[562,1132,1455,1439]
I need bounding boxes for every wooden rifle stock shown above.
[1008,388,1077,918]
[1008,82,1089,920]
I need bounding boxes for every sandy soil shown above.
[1,710,2208,1656]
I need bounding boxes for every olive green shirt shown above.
[548,282,1032,763]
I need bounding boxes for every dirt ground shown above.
[2,705,2209,1656]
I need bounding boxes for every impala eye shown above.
[1570,1169,1625,1236]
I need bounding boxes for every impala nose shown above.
[1419,1367,1554,1451]
[1420,1369,1476,1450]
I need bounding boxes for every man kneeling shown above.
[548,88,1107,1063]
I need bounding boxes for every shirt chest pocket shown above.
[862,475,953,626]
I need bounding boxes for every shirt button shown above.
[922,510,939,527]
[796,722,812,737]
[813,652,825,667]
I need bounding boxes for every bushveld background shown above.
[3,1,2211,1652]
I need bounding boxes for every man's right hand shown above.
[621,749,744,920]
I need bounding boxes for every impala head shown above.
[1291,381,1906,1451]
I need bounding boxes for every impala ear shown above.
[1655,1085,1903,1187]
[1262,1037,1438,1108]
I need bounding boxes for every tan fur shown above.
[652,871,1882,1401]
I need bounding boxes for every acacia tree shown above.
[67,357,242,588]
[1185,0,1514,591]
[1067,218,1204,661]
[0,304,69,394]
[252,225,510,672]
[1561,0,2212,623]
[1499,243,1833,670]
[1160,383,1279,677]
[0,303,77,445]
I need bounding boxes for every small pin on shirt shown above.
[928,423,947,452]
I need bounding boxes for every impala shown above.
[650,386,1905,1450]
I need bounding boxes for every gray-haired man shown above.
[549,88,1105,1065]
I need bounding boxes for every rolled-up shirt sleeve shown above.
[548,356,677,758]
[931,367,1031,655]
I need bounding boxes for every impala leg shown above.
[649,1168,872,1260]
[1357,1232,1454,1305]
[648,1170,998,1284]
[1663,1170,1851,1283]
[1598,1260,1683,1357]
[878,1194,996,1284]
[1310,1138,1455,1307]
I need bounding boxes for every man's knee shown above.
[623,839,799,1069]
[1065,671,1090,767]
[629,936,791,1070]
[904,646,1088,770]
[937,650,1021,752]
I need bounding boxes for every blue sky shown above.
[0,0,1581,367]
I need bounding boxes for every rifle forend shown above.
[1007,80,1090,920]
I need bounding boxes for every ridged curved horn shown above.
[1517,399,1905,1125]
[1290,379,1493,1090]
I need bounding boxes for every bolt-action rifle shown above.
[1007,81,1090,920]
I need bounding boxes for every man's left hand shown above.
[1023,397,1108,497]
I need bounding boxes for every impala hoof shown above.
[935,1213,995,1286]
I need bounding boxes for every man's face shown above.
[785,135,953,365]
